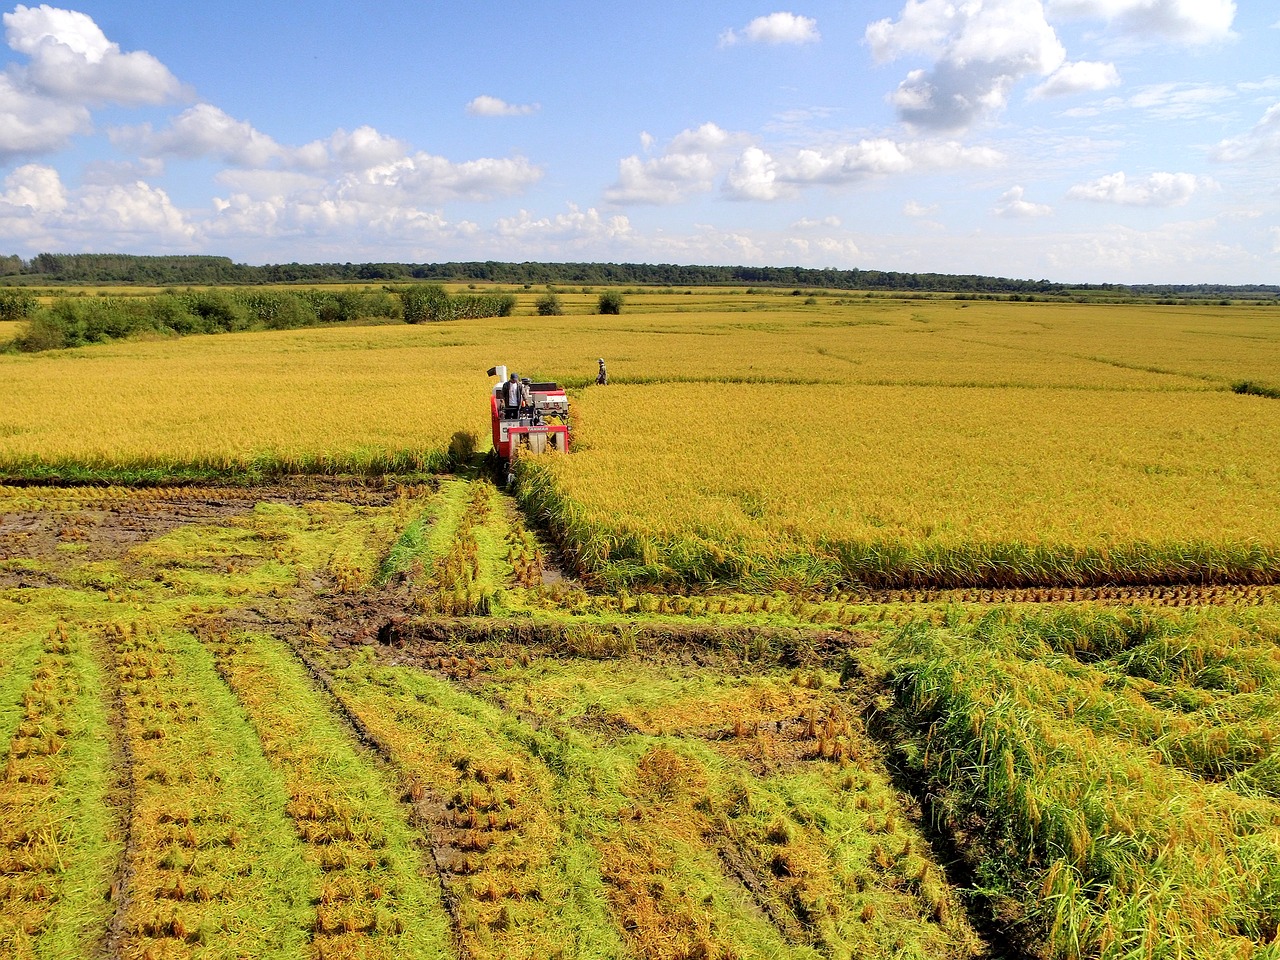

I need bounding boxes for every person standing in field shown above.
[596,358,608,385]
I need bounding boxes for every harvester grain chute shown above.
[487,365,570,482]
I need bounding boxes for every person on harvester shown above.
[503,372,523,417]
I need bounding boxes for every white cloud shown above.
[669,122,735,154]
[792,215,842,228]
[116,104,286,167]
[1067,171,1204,206]
[213,169,328,199]
[0,163,193,245]
[1271,226,1280,254]
[782,235,861,263]
[4,3,184,105]
[495,204,633,245]
[724,138,1002,201]
[1211,102,1280,163]
[75,180,193,239]
[607,153,720,205]
[465,95,539,117]
[725,147,787,201]
[0,162,67,216]
[1045,0,1236,45]
[868,0,1066,132]
[341,153,543,204]
[1032,60,1120,98]
[994,185,1052,217]
[720,12,819,47]
[0,72,89,157]
[904,200,939,217]
[606,122,746,205]
[316,126,408,171]
[1126,82,1235,120]
[0,5,187,157]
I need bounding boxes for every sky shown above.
[0,0,1277,284]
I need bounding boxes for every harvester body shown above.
[487,365,570,461]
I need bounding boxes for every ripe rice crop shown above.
[523,381,1280,589]
[886,606,1280,960]
[2,293,1278,589]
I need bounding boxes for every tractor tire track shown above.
[94,630,137,960]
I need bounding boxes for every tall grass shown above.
[885,608,1280,959]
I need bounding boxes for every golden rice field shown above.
[2,290,1278,587]
[2,287,1279,960]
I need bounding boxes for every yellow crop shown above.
[2,290,1278,585]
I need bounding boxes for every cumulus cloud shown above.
[0,72,89,157]
[725,147,786,200]
[1211,102,1280,163]
[312,126,408,171]
[724,138,1002,200]
[1066,171,1204,206]
[867,0,1066,132]
[994,185,1052,217]
[0,4,186,157]
[1045,0,1236,45]
[465,95,539,117]
[0,162,67,216]
[495,204,632,245]
[606,123,747,205]
[0,162,193,245]
[4,4,184,104]
[115,104,286,167]
[720,12,819,47]
[1032,60,1120,98]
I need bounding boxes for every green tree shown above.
[535,292,563,316]
[597,290,624,315]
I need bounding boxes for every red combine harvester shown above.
[487,365,570,479]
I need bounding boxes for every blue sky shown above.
[0,0,1276,283]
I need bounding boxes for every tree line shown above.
[0,284,515,352]
[1,253,1275,300]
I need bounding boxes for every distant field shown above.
[1,291,1277,585]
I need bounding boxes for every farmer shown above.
[596,357,608,385]
[503,372,522,417]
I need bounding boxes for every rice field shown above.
[2,478,1276,959]
[2,292,1278,587]
[1,288,1278,959]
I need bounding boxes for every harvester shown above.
[487,365,569,480]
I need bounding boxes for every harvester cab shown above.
[487,365,570,479]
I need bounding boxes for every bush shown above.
[597,290,624,315]
[536,292,563,316]
[178,290,251,332]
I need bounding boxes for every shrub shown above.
[178,290,251,332]
[597,290,624,315]
[536,293,563,316]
